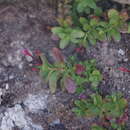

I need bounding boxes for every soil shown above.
[0,0,129,130]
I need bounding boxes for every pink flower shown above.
[22,49,33,57]
[118,67,130,73]
[75,64,85,75]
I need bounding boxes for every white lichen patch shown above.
[1,104,44,130]
[24,94,48,113]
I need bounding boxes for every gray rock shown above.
[1,104,27,130]
[118,49,125,56]
[24,94,48,113]
[1,104,44,130]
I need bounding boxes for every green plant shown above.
[52,6,130,48]
[52,21,85,49]
[38,47,75,93]
[73,93,128,129]
[38,48,102,93]
[91,124,106,130]
[79,17,107,46]
[52,10,129,48]
[72,59,102,91]
[74,0,102,16]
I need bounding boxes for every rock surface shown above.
[0,0,129,129]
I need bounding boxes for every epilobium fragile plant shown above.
[73,93,128,130]
[35,48,102,93]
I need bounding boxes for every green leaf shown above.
[60,76,66,91]
[71,29,85,39]
[49,71,60,93]
[59,37,70,49]
[91,94,103,106]
[128,23,130,33]
[79,17,88,25]
[77,0,97,13]
[108,9,119,19]
[86,0,97,9]
[110,29,121,41]
[85,8,91,14]
[52,27,64,35]
[118,98,127,109]
[72,108,84,116]
[90,19,98,26]
[94,7,103,16]
[76,86,85,94]
[91,124,106,130]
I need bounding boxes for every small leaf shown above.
[60,37,70,49]
[110,29,121,41]
[118,98,127,109]
[128,23,130,33]
[94,7,103,16]
[86,0,97,9]
[75,64,85,75]
[91,124,106,130]
[52,27,64,35]
[49,71,60,93]
[79,17,88,25]
[108,9,119,19]
[71,29,85,39]
[51,47,65,63]
[64,77,76,93]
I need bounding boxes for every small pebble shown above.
[122,87,125,91]
[124,58,128,62]
[9,75,14,80]
[0,89,2,96]
[5,84,9,90]
[25,55,33,62]
[118,49,125,56]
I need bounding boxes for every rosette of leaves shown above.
[38,48,102,93]
[79,17,107,46]
[73,93,105,117]
[73,93,128,129]
[91,124,106,130]
[38,47,76,93]
[74,0,102,16]
[52,20,85,49]
[106,9,130,41]
[106,9,123,41]
[72,59,102,92]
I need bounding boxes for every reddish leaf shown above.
[65,77,76,93]
[75,64,85,75]
[35,50,42,56]
[22,49,33,57]
[117,111,128,125]
[75,46,86,55]
[79,93,86,99]
[31,68,39,71]
[118,67,130,73]
[52,47,65,63]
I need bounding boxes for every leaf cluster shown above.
[52,0,130,49]
[38,49,102,93]
[73,93,128,129]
